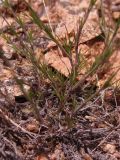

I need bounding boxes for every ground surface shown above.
[0,0,120,160]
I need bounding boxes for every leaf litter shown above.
[0,0,120,160]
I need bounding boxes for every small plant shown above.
[0,0,120,128]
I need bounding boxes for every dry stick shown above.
[73,86,103,115]
[92,130,115,152]
[3,136,23,157]
[92,124,120,153]
[73,68,119,115]
[0,108,37,138]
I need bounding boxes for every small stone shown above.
[112,12,120,19]
[35,154,48,160]
[26,120,39,133]
[103,144,116,154]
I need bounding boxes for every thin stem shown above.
[42,0,54,35]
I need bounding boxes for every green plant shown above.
[0,0,120,127]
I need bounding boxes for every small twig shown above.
[3,136,23,158]
[0,108,37,138]
[92,124,120,152]
[72,83,104,115]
